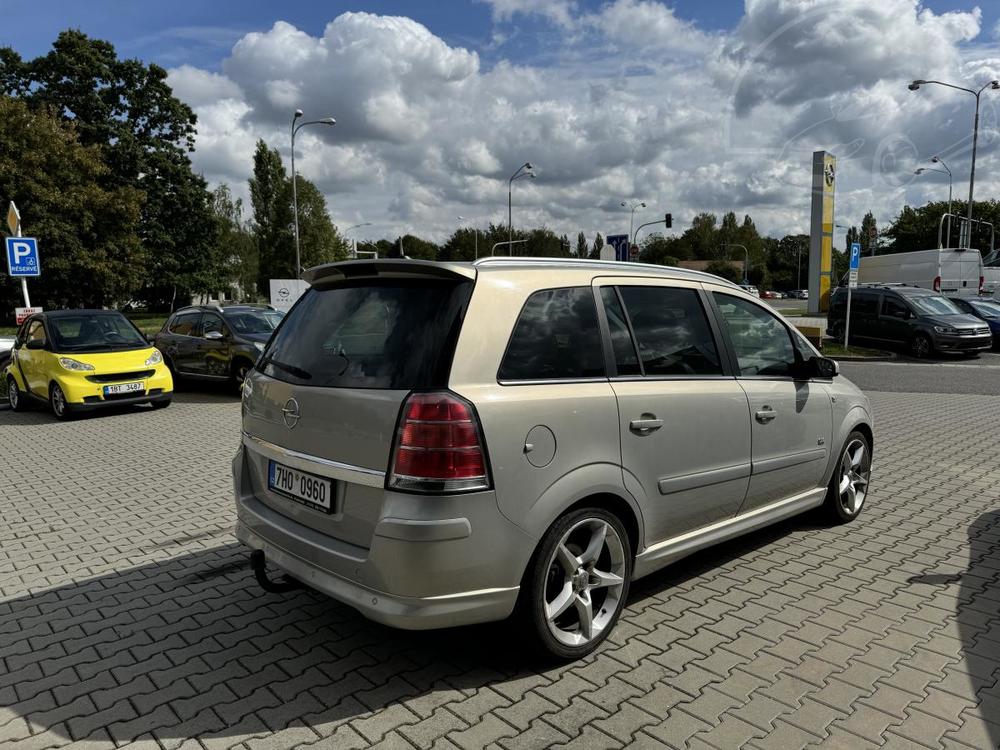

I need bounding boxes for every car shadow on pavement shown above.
[908,509,1000,748]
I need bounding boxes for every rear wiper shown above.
[263,357,312,380]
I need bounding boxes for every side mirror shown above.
[25,339,46,351]
[204,330,224,341]
[809,355,839,378]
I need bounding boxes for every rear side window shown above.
[260,279,472,389]
[617,286,722,376]
[499,287,604,381]
[169,312,200,336]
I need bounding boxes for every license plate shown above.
[103,382,144,396]
[268,461,334,513]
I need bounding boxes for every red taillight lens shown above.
[389,392,490,492]
[933,276,941,292]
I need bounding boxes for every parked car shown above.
[738,284,760,298]
[154,304,283,390]
[949,297,1000,346]
[235,257,874,659]
[827,285,992,357]
[761,290,777,299]
[5,309,173,419]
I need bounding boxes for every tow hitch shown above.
[250,549,301,593]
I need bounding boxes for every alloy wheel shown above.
[543,517,627,648]
[912,335,931,358]
[838,438,870,516]
[51,384,66,418]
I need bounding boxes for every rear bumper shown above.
[232,446,531,630]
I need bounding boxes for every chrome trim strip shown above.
[657,462,752,495]
[422,585,521,601]
[242,432,385,488]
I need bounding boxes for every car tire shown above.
[232,359,253,393]
[49,383,72,421]
[822,430,871,525]
[910,333,933,358]
[7,375,28,412]
[828,322,844,343]
[520,507,632,660]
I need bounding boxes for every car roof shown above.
[41,309,126,318]
[304,257,743,290]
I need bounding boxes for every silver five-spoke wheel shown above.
[543,517,627,648]
[838,437,870,517]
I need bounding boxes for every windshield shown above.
[260,279,472,389]
[969,300,1000,318]
[48,312,148,352]
[909,296,963,316]
[224,309,280,335]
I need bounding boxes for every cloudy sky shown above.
[9,0,1000,245]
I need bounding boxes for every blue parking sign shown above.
[849,242,861,271]
[6,237,40,277]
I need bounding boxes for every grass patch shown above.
[822,342,892,359]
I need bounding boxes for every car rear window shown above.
[498,287,605,381]
[259,279,472,389]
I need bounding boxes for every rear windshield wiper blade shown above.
[263,357,312,380]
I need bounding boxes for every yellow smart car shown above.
[5,309,173,419]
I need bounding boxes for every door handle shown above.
[629,415,663,435]
[755,407,777,424]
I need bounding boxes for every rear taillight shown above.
[388,392,490,493]
[933,276,941,292]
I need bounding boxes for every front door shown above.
[20,319,49,396]
[597,280,752,543]
[162,311,202,374]
[195,313,231,377]
[710,292,832,512]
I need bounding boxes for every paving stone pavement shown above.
[1,388,999,749]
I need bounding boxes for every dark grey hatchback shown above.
[828,285,992,357]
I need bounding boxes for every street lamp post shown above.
[291,109,336,279]
[508,162,535,255]
[914,157,953,247]
[621,200,646,244]
[344,222,373,258]
[908,79,1000,248]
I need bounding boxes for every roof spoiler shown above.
[303,258,477,284]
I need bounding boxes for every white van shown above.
[858,249,983,297]
[982,248,1000,295]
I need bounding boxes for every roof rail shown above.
[471,256,741,288]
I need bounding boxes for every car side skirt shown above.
[632,486,827,580]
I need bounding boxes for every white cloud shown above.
[170,3,1000,245]
[479,0,578,29]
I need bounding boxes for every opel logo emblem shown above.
[281,398,300,429]
[824,163,836,186]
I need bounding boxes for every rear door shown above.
[596,279,752,542]
[241,271,474,548]
[940,251,982,296]
[709,291,832,512]
[161,311,202,374]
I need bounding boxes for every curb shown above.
[825,352,897,362]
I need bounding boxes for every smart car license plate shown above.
[268,461,333,513]
[103,382,144,396]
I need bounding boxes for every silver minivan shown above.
[234,258,873,659]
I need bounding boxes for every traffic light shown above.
[664,213,672,228]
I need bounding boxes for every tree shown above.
[883,199,1000,254]
[768,234,809,290]
[294,178,349,268]
[844,225,860,252]
[575,231,588,259]
[1,31,218,308]
[860,211,878,256]
[590,233,604,260]
[704,261,742,283]
[249,140,293,291]
[211,185,257,301]
[0,96,143,312]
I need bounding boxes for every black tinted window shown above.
[201,314,225,337]
[713,293,797,377]
[881,297,909,319]
[854,294,878,315]
[617,286,721,375]
[600,288,641,376]
[169,313,200,336]
[261,279,471,389]
[499,287,604,381]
